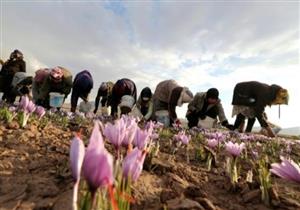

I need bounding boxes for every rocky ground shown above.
[0,116,300,210]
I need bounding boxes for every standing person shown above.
[133,87,153,121]
[186,88,233,129]
[231,81,289,137]
[70,70,93,112]
[32,66,73,109]
[0,49,26,101]
[110,78,137,117]
[152,79,193,126]
[93,81,114,114]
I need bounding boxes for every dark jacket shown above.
[232,81,282,127]
[110,78,137,116]
[71,70,93,111]
[0,58,26,77]
[187,92,227,122]
[0,58,26,101]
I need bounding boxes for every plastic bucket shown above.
[197,116,216,129]
[120,95,135,109]
[155,110,170,127]
[79,101,94,113]
[49,92,65,108]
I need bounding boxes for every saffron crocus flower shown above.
[207,138,218,149]
[83,147,114,194]
[122,116,138,148]
[133,127,150,150]
[18,96,36,127]
[18,96,29,110]
[239,133,256,142]
[26,100,36,113]
[70,136,85,210]
[225,141,245,157]
[122,147,147,182]
[104,118,126,153]
[270,157,300,183]
[87,121,104,151]
[35,106,46,119]
[173,131,191,145]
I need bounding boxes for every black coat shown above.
[232,81,282,127]
[110,78,137,116]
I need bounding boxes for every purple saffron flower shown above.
[225,141,245,157]
[26,100,36,113]
[121,116,138,147]
[35,106,46,118]
[70,136,85,210]
[133,127,150,150]
[270,157,300,183]
[83,147,114,193]
[103,118,126,151]
[70,136,86,182]
[122,147,147,182]
[87,121,104,151]
[82,121,114,195]
[239,133,256,142]
[207,138,218,149]
[173,131,191,145]
[18,96,29,110]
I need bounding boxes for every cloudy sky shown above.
[1,0,299,128]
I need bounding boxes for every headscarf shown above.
[50,67,63,83]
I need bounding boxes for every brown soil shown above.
[0,117,299,210]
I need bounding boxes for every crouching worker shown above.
[231,81,289,137]
[94,81,114,114]
[32,67,73,109]
[132,87,153,121]
[152,79,193,127]
[8,72,33,103]
[110,78,137,117]
[70,70,93,112]
[186,88,233,129]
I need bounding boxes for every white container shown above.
[155,110,170,127]
[0,92,3,101]
[49,92,65,108]
[198,116,216,129]
[79,101,94,113]
[119,95,135,109]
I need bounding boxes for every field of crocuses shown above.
[0,97,300,210]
